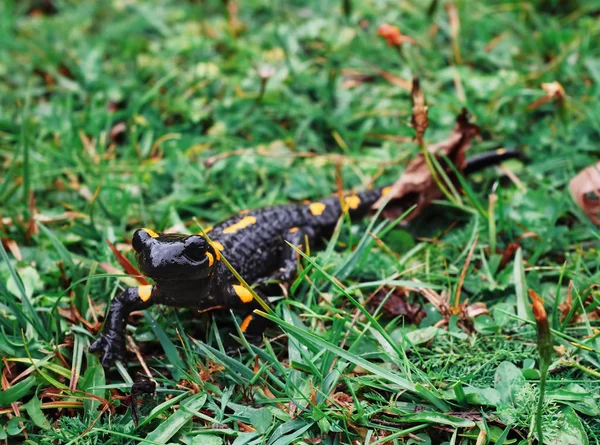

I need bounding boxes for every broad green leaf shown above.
[513,248,532,321]
[189,435,224,445]
[0,376,36,405]
[546,406,588,445]
[22,393,51,430]
[494,362,525,407]
[81,353,105,418]
[248,407,273,434]
[145,393,207,444]
[401,411,475,428]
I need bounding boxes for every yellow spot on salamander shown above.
[344,195,361,210]
[205,252,214,266]
[204,226,213,234]
[138,285,153,302]
[209,240,224,260]
[239,209,250,214]
[141,228,159,238]
[496,148,506,155]
[223,216,257,234]
[233,284,254,303]
[289,227,299,233]
[240,314,253,333]
[381,186,392,196]
[309,202,326,216]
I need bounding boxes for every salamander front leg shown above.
[89,285,155,370]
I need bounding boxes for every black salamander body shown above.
[90,149,520,369]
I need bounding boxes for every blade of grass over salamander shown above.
[428,153,464,206]
[442,154,487,218]
[196,220,270,313]
[335,194,411,281]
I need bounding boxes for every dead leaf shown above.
[26,192,38,239]
[376,68,412,91]
[341,69,376,89]
[348,65,412,91]
[368,289,425,324]
[376,24,416,48]
[570,161,600,226]
[105,239,149,285]
[373,108,479,220]
[418,287,487,334]
[2,239,22,261]
[526,81,566,111]
[109,122,127,144]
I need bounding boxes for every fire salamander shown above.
[90,149,520,369]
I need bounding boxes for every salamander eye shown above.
[183,235,207,262]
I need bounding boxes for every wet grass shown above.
[1,0,599,443]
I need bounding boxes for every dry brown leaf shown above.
[570,161,600,226]
[2,239,22,261]
[105,239,149,285]
[373,108,479,220]
[341,69,376,89]
[374,68,412,91]
[526,81,566,111]
[376,24,416,48]
[368,288,425,324]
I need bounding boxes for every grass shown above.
[1,0,600,443]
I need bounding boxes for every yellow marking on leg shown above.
[289,227,299,233]
[381,186,392,196]
[344,195,361,210]
[138,285,153,302]
[141,228,159,238]
[239,209,250,214]
[233,284,254,303]
[240,315,253,333]
[223,216,257,234]
[309,202,326,216]
[205,252,214,266]
[495,148,506,155]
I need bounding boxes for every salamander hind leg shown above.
[255,226,315,285]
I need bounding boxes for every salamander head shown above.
[132,229,217,280]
